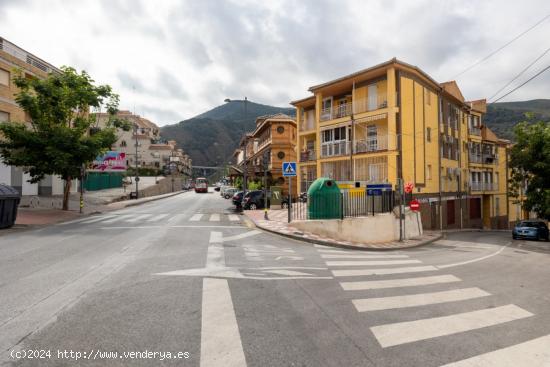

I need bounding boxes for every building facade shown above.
[0,37,74,195]
[234,114,297,195]
[292,58,509,230]
[95,111,192,177]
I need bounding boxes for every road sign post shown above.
[282,162,297,223]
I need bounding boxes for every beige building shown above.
[95,111,192,176]
[0,37,74,195]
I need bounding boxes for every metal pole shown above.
[241,137,247,209]
[288,176,292,223]
[79,164,84,214]
[264,154,268,220]
[134,124,139,199]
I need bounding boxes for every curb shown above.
[116,190,188,209]
[247,218,443,251]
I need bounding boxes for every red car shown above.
[194,177,208,193]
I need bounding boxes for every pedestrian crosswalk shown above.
[314,245,544,365]
[65,212,244,226]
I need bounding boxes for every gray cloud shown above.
[2,0,550,125]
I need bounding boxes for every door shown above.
[368,84,378,110]
[447,200,455,226]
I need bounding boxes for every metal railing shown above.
[300,149,316,162]
[482,154,498,165]
[469,153,482,164]
[321,141,350,157]
[0,38,58,74]
[470,182,497,191]
[469,126,481,136]
[290,190,395,221]
[319,95,389,122]
[354,135,388,153]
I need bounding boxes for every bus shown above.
[195,177,208,193]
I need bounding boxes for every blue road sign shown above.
[366,183,392,196]
[282,162,297,177]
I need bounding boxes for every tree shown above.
[509,120,550,220]
[0,67,122,210]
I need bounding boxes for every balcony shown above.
[321,141,350,158]
[319,94,388,122]
[482,154,498,165]
[354,135,388,154]
[300,111,316,132]
[469,126,481,136]
[470,182,497,191]
[469,153,482,164]
[300,149,316,162]
[0,38,58,74]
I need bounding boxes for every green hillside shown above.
[484,99,550,140]
[161,100,294,167]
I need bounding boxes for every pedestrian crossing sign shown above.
[282,162,297,177]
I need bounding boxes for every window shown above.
[120,140,127,147]
[277,151,285,159]
[427,164,432,180]
[495,197,500,216]
[0,111,9,123]
[426,127,431,142]
[0,68,9,86]
[425,89,431,105]
[276,126,285,134]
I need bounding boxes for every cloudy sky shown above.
[1,0,549,125]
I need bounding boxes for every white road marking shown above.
[263,269,314,276]
[228,215,240,221]
[437,239,494,249]
[340,274,461,291]
[100,214,133,223]
[147,213,169,222]
[371,304,533,348]
[317,249,355,254]
[333,266,438,277]
[353,287,490,312]
[440,334,550,367]
[189,214,203,221]
[220,230,261,242]
[125,214,153,223]
[167,213,185,223]
[200,278,247,367]
[437,243,510,269]
[314,244,332,248]
[67,215,116,225]
[321,254,409,259]
[210,214,220,222]
[326,259,422,266]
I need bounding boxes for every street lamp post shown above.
[263,151,269,220]
[134,123,140,199]
[225,97,249,208]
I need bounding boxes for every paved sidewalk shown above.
[13,190,188,228]
[244,209,442,250]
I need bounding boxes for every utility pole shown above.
[263,151,269,220]
[134,123,140,199]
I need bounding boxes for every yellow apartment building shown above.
[233,114,297,195]
[291,58,509,230]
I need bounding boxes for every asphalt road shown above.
[1,189,549,366]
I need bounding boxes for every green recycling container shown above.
[307,178,342,219]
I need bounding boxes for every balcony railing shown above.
[482,154,498,165]
[300,112,316,131]
[321,141,350,158]
[300,149,316,162]
[354,135,388,153]
[469,153,482,164]
[319,94,388,122]
[0,38,58,74]
[469,126,481,136]
[470,182,497,191]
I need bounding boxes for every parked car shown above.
[220,186,236,197]
[223,187,238,199]
[512,220,549,241]
[243,190,269,210]
[232,191,245,207]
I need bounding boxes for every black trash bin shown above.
[0,185,21,229]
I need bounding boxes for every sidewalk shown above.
[244,209,442,250]
[13,190,187,227]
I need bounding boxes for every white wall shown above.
[22,172,38,195]
[0,162,11,185]
[290,210,423,244]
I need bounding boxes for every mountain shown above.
[484,99,550,140]
[161,100,294,167]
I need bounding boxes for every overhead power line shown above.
[492,63,550,103]
[452,13,550,79]
[488,45,550,101]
